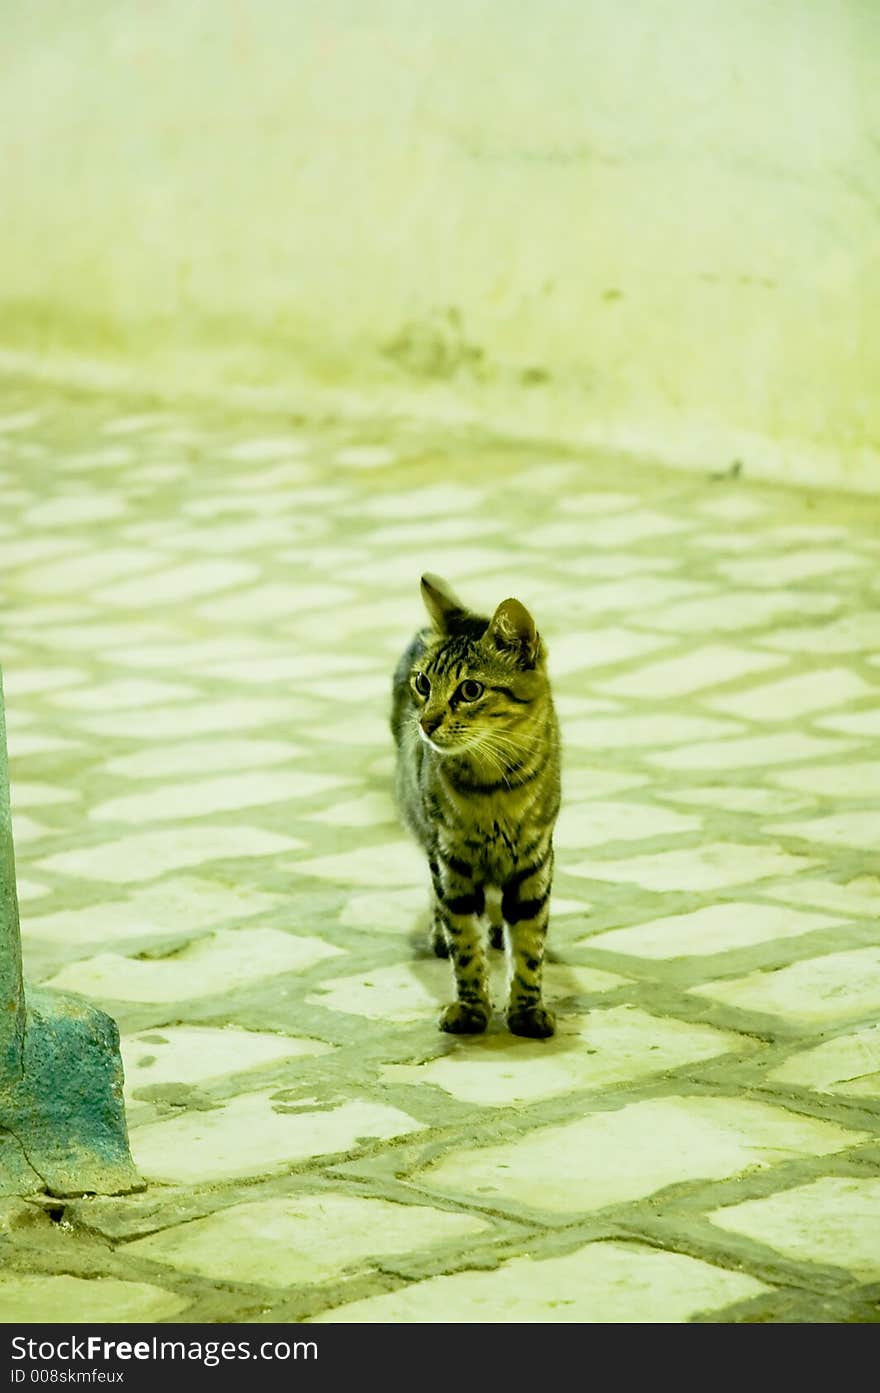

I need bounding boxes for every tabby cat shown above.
[391,574,561,1037]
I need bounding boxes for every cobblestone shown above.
[1,380,879,1322]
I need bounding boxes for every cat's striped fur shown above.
[391,574,561,1037]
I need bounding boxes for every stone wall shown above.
[1,1,878,490]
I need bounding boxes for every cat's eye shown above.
[458,679,484,702]
[413,672,431,697]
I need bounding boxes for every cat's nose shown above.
[420,712,443,735]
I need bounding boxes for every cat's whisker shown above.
[468,734,513,787]
[471,727,542,769]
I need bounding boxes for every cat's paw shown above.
[488,924,505,951]
[431,931,450,959]
[439,1002,489,1034]
[507,1004,556,1038]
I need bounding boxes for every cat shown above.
[391,573,561,1037]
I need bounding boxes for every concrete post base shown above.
[0,988,143,1197]
[2,664,142,1198]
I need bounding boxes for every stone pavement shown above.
[0,379,879,1324]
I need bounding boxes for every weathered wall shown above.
[2,0,878,489]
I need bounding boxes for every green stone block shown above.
[0,990,142,1198]
[1,666,141,1197]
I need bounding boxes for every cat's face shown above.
[410,642,544,755]
[410,575,548,758]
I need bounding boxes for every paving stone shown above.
[561,767,647,799]
[302,673,390,702]
[708,1178,880,1281]
[768,1024,880,1097]
[384,1007,756,1106]
[310,1239,769,1322]
[5,730,79,758]
[553,799,700,849]
[14,548,166,595]
[198,581,355,624]
[342,548,503,588]
[569,843,816,892]
[414,1096,861,1215]
[761,614,880,655]
[689,948,880,1026]
[367,516,496,546]
[306,961,623,1024]
[223,435,309,462]
[101,412,172,434]
[4,604,97,632]
[128,1193,489,1285]
[2,666,87,696]
[0,1275,187,1323]
[46,927,343,1002]
[583,902,843,959]
[596,645,783,698]
[49,678,197,711]
[39,620,177,653]
[768,762,880,798]
[552,896,596,917]
[566,576,707,615]
[718,550,864,585]
[4,542,84,577]
[295,840,426,888]
[774,812,880,851]
[121,1025,333,1099]
[525,518,635,549]
[707,668,874,722]
[337,886,429,935]
[103,737,304,780]
[767,525,852,544]
[336,444,397,468]
[697,496,769,522]
[582,509,691,547]
[157,518,308,555]
[25,493,128,527]
[0,409,42,432]
[130,1094,424,1183]
[359,484,485,519]
[566,549,675,575]
[96,558,258,607]
[544,628,668,677]
[303,713,396,748]
[23,876,282,945]
[200,653,382,686]
[658,785,812,815]
[762,875,880,919]
[15,878,50,903]
[104,635,275,670]
[307,792,399,827]
[10,813,52,845]
[649,589,838,634]
[89,770,349,824]
[818,708,880,737]
[564,713,741,751]
[75,696,308,740]
[36,824,302,883]
[648,732,853,771]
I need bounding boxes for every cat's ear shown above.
[421,573,467,633]
[488,598,540,668]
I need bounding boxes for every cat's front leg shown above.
[431,857,490,1033]
[485,885,505,951]
[428,895,450,958]
[502,843,555,1038]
